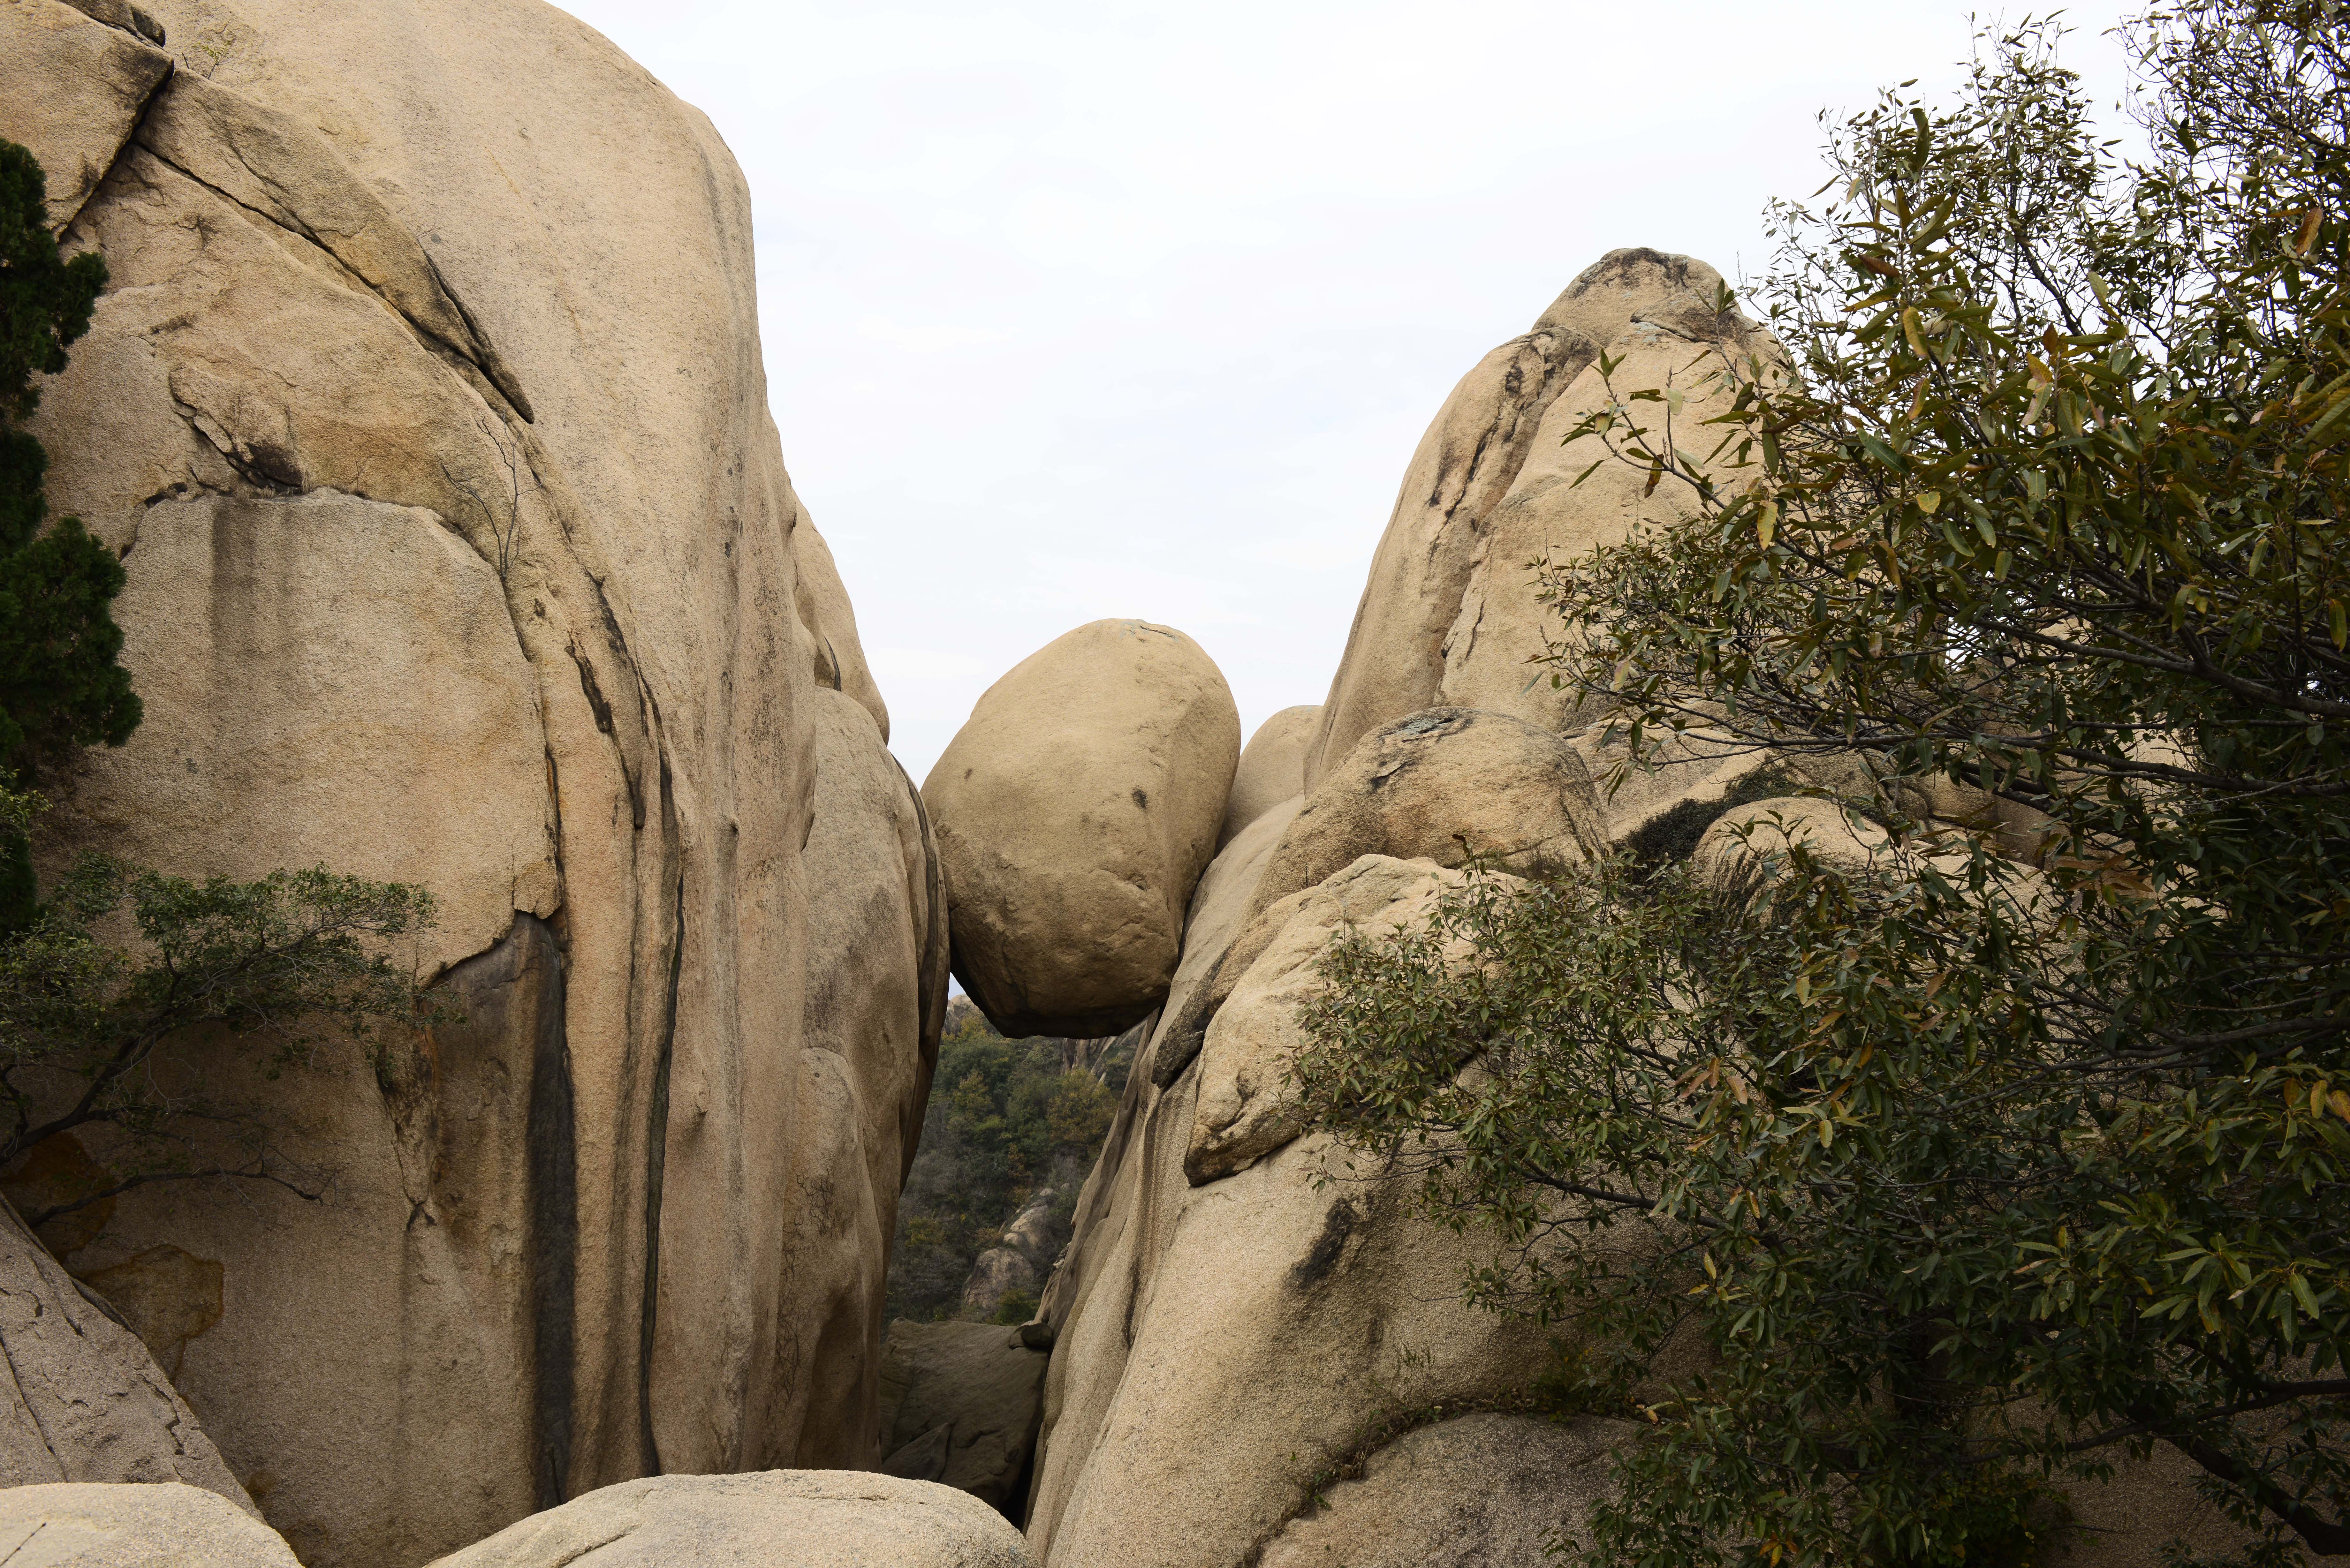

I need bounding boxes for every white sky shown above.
[553,0,2144,787]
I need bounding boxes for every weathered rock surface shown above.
[1307,250,1777,783]
[1136,707,1598,1090]
[0,1481,301,1567]
[52,490,559,969]
[428,1471,1037,1568]
[0,0,171,232]
[0,1200,252,1509]
[1254,1413,1630,1568]
[878,1320,1050,1518]
[7,2,944,1562]
[1245,710,1597,930]
[923,620,1240,1038]
[1188,856,1477,1184]
[1218,705,1318,849]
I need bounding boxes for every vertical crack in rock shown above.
[636,871,686,1477]
[890,753,952,1181]
[588,587,652,832]
[521,915,577,1511]
[891,756,948,1052]
[541,749,567,903]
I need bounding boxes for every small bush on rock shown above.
[0,786,438,1231]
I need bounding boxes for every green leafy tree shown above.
[0,784,438,1224]
[0,139,139,929]
[1293,5,2350,1562]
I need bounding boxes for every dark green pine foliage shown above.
[0,140,140,927]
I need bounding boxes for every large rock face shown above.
[4,1,944,1562]
[923,620,1240,1039]
[1305,250,1777,786]
[427,1471,1037,1568]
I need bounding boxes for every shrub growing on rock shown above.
[0,789,438,1232]
[1294,5,2350,1563]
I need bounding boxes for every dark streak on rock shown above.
[519,915,576,1511]
[637,872,685,1477]
[1288,1198,1361,1294]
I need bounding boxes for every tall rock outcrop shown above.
[1304,249,1776,790]
[2,1,944,1561]
[1020,256,2267,1568]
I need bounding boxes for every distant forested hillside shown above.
[884,1002,1131,1323]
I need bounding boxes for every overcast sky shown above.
[553,0,2144,787]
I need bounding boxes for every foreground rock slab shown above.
[925,620,1240,1038]
[0,1482,299,1567]
[428,1471,1037,1567]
